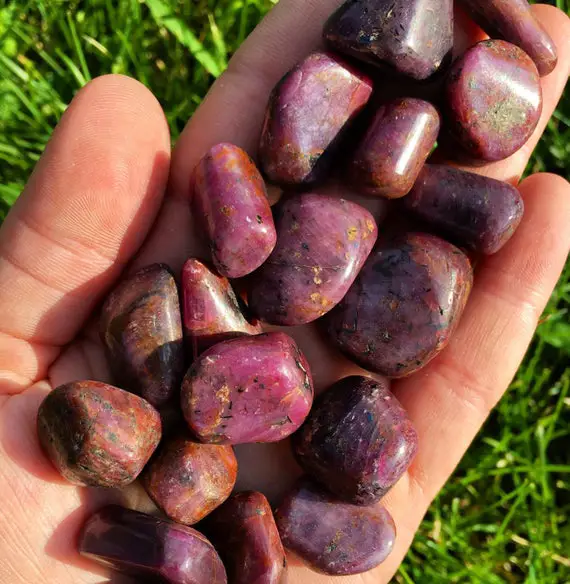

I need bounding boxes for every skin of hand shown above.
[0,2,568,583]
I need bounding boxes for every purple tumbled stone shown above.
[248,194,378,326]
[259,52,373,186]
[324,0,454,81]
[79,505,227,584]
[275,479,396,575]
[405,164,525,254]
[325,233,473,378]
[192,143,277,278]
[445,40,542,162]
[293,376,417,505]
[458,0,557,76]
[349,98,440,199]
[181,332,314,445]
[101,264,185,407]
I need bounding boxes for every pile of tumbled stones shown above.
[36,0,557,581]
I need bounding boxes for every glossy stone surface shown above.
[192,143,277,278]
[324,0,454,81]
[182,259,261,357]
[325,233,473,377]
[37,381,161,487]
[275,479,396,575]
[293,376,417,505]
[182,333,313,444]
[349,98,440,199]
[202,492,287,584]
[249,194,377,326]
[79,506,227,584]
[142,435,237,525]
[102,264,185,407]
[405,164,525,254]
[445,40,542,162]
[259,52,372,186]
[459,0,557,76]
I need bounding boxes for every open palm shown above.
[1,2,569,583]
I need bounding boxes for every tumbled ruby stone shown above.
[79,505,227,584]
[248,194,377,326]
[202,492,287,584]
[192,143,277,279]
[259,52,372,186]
[101,264,185,407]
[37,381,161,487]
[275,479,396,575]
[458,0,557,76]
[142,435,237,525]
[293,376,417,505]
[405,164,525,254]
[325,233,473,377]
[181,333,313,444]
[445,40,542,162]
[324,0,454,81]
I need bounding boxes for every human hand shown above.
[0,2,569,583]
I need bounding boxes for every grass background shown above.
[0,0,568,582]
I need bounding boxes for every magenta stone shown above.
[293,376,417,505]
[405,164,525,254]
[349,98,440,199]
[192,143,277,278]
[445,40,542,162]
[325,233,473,378]
[248,194,378,326]
[101,264,185,407]
[324,0,454,81]
[259,52,372,186]
[275,479,396,575]
[79,506,227,584]
[458,0,558,76]
[181,332,314,445]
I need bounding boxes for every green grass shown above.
[0,1,568,582]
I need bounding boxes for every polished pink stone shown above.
[181,332,314,445]
[259,52,372,186]
[248,194,378,326]
[192,143,277,278]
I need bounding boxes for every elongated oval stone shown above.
[324,0,454,81]
[275,479,396,575]
[259,52,373,186]
[192,143,277,278]
[325,233,473,377]
[445,40,542,162]
[101,264,185,407]
[293,376,417,505]
[181,333,313,445]
[458,0,558,76]
[349,98,440,199]
[79,506,227,584]
[405,164,525,254]
[202,492,287,584]
[248,194,378,326]
[37,381,161,487]
[142,435,237,525]
[182,259,261,357]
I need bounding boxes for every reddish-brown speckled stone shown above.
[101,264,185,407]
[293,376,417,505]
[349,98,440,198]
[142,435,237,525]
[259,52,373,186]
[192,144,277,278]
[325,233,473,378]
[37,381,161,487]
[445,40,542,162]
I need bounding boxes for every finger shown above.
[0,75,170,394]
